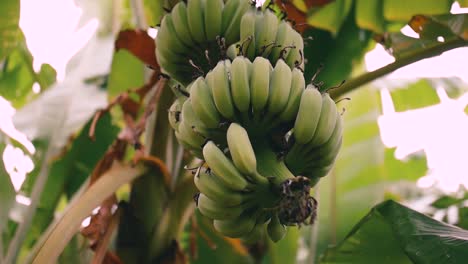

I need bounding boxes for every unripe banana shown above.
[304,114,343,160]
[203,0,223,40]
[168,99,182,131]
[309,93,338,147]
[241,221,264,245]
[177,120,205,151]
[269,20,291,62]
[209,60,236,120]
[250,57,271,113]
[285,30,304,70]
[158,15,189,54]
[187,0,207,44]
[194,166,249,206]
[171,2,198,48]
[175,130,204,158]
[278,68,306,123]
[267,213,287,242]
[227,123,257,176]
[190,77,221,128]
[230,57,251,113]
[197,193,244,220]
[255,10,279,57]
[293,86,323,144]
[222,0,251,44]
[203,141,249,191]
[239,11,256,58]
[213,209,258,237]
[267,59,292,116]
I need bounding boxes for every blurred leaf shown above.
[0,46,57,108]
[24,113,118,249]
[107,50,145,98]
[144,0,164,27]
[115,29,158,69]
[409,14,468,41]
[431,195,466,209]
[459,0,468,7]
[458,207,468,229]
[263,227,299,264]
[0,0,20,60]
[307,0,353,35]
[321,200,468,263]
[355,0,385,33]
[383,0,452,22]
[0,144,16,234]
[37,64,57,90]
[0,47,35,108]
[303,10,372,87]
[390,79,440,111]
[384,148,427,182]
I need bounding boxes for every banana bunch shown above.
[226,9,304,71]
[160,0,344,244]
[284,85,343,182]
[194,122,306,242]
[155,0,251,86]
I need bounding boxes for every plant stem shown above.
[4,106,68,264]
[329,38,468,99]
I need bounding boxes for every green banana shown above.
[209,60,236,120]
[269,20,291,62]
[250,57,271,113]
[267,213,287,242]
[213,209,258,237]
[255,10,279,57]
[187,0,207,44]
[204,0,224,40]
[227,123,257,176]
[293,86,323,144]
[222,0,252,44]
[266,59,292,116]
[197,193,244,220]
[285,29,304,70]
[278,68,306,123]
[203,141,249,191]
[239,10,256,58]
[309,92,338,147]
[168,99,182,131]
[230,56,251,113]
[190,77,221,129]
[194,166,250,206]
[175,130,204,158]
[171,2,198,48]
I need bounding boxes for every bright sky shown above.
[1,0,468,194]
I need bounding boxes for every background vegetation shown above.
[1,0,468,263]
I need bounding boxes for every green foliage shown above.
[107,50,145,98]
[0,144,15,235]
[322,200,468,263]
[0,0,20,60]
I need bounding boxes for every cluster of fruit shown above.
[158,0,343,243]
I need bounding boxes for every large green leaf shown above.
[321,200,468,263]
[0,0,20,60]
